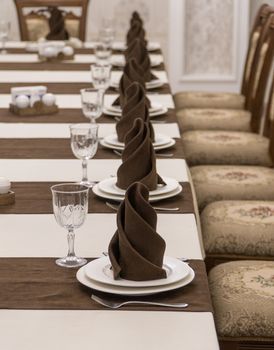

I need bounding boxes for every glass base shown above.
[80,180,97,188]
[56,256,87,268]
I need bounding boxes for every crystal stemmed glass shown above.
[90,63,112,110]
[70,123,99,187]
[51,183,89,268]
[94,42,112,64]
[80,88,102,123]
[99,19,115,47]
[0,20,10,54]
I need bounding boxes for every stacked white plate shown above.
[76,256,195,296]
[112,41,161,52]
[100,133,175,151]
[111,78,164,90]
[103,102,168,118]
[92,176,182,202]
[111,56,163,68]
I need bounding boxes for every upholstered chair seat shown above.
[174,92,245,111]
[209,260,274,341]
[201,200,274,257]
[190,165,274,210]
[182,130,272,166]
[177,108,251,132]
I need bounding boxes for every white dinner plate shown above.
[98,177,179,197]
[77,264,195,296]
[100,138,176,151]
[112,56,163,68]
[112,41,161,52]
[84,256,190,288]
[103,133,172,148]
[103,104,168,118]
[92,183,182,202]
[110,79,164,90]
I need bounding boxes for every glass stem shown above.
[99,89,105,109]
[1,38,5,53]
[82,159,88,183]
[67,229,76,258]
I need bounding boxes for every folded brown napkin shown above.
[113,58,146,107]
[108,182,167,281]
[116,82,154,142]
[117,118,165,190]
[46,6,69,41]
[125,38,157,82]
[126,20,146,46]
[130,11,143,26]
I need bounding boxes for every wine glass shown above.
[80,88,102,123]
[91,63,112,110]
[51,183,89,268]
[70,123,99,187]
[99,19,115,47]
[94,42,112,64]
[0,20,10,54]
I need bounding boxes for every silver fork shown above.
[91,295,188,309]
[106,201,179,212]
[112,150,174,158]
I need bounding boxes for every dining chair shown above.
[209,260,274,350]
[181,13,274,167]
[173,4,274,111]
[13,0,90,41]
[177,8,274,133]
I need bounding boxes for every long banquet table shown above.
[0,41,219,350]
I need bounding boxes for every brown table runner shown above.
[0,258,212,313]
[0,108,176,123]
[0,82,171,94]
[0,181,194,215]
[6,47,162,55]
[0,138,183,159]
[0,62,165,71]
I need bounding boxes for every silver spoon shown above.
[106,201,179,212]
[91,295,188,309]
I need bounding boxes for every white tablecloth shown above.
[0,70,168,83]
[0,159,189,182]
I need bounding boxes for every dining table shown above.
[0,40,220,350]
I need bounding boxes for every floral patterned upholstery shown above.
[173,91,245,111]
[209,260,274,340]
[190,165,274,210]
[176,108,251,132]
[182,131,272,166]
[201,200,274,257]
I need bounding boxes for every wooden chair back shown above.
[247,13,274,132]
[241,4,274,97]
[13,0,89,41]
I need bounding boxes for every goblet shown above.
[91,63,112,110]
[70,123,99,187]
[0,20,10,54]
[94,42,112,64]
[80,88,102,123]
[51,183,89,268]
[99,19,115,47]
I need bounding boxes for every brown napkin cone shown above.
[117,118,165,190]
[46,6,69,41]
[112,58,146,107]
[130,11,143,26]
[125,38,157,82]
[269,120,274,164]
[126,21,146,46]
[116,82,154,142]
[108,182,167,281]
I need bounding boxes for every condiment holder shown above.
[38,41,74,62]
[0,177,15,206]
[9,86,58,116]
